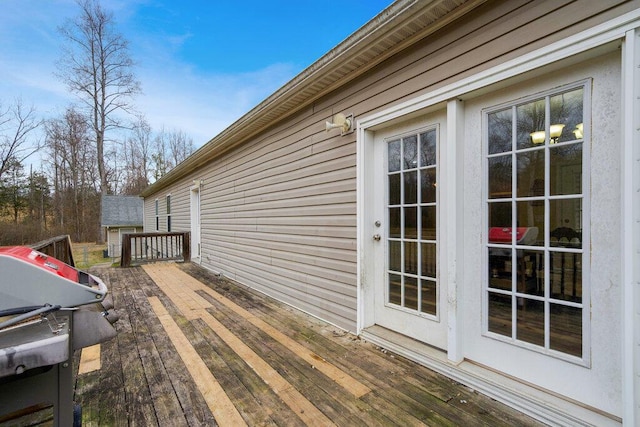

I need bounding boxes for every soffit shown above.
[141,0,484,196]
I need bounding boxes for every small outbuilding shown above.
[101,195,144,257]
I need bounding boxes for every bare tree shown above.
[167,129,194,168]
[119,116,152,194]
[0,99,42,181]
[45,107,100,242]
[151,127,194,181]
[56,0,140,195]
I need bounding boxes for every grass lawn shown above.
[71,242,111,268]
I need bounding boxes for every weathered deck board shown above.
[182,264,535,427]
[71,264,544,427]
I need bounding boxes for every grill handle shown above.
[0,304,61,330]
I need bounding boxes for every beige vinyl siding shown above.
[143,198,157,232]
[143,178,193,233]
[143,0,636,331]
[195,112,358,329]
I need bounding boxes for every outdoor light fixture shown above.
[325,113,353,135]
[530,124,565,144]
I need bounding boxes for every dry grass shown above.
[72,242,110,268]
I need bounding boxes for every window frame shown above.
[154,198,159,231]
[166,194,172,232]
[384,125,440,320]
[482,79,592,366]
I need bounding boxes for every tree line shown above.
[0,0,194,245]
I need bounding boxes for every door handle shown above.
[373,234,381,241]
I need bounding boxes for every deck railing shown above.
[30,235,75,267]
[120,232,190,267]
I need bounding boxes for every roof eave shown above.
[141,0,484,197]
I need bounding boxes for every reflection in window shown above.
[387,127,438,316]
[486,85,586,360]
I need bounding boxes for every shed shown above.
[140,1,640,425]
[101,195,144,257]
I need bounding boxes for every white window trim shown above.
[481,81,592,366]
[356,11,640,426]
[166,194,172,232]
[383,125,441,321]
[154,198,159,231]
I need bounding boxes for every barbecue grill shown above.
[0,246,118,426]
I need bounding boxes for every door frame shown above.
[364,113,451,351]
[190,184,201,263]
[356,12,640,425]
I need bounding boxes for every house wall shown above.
[143,0,637,332]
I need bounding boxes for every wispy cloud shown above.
[0,0,297,149]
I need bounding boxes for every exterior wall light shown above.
[325,113,353,135]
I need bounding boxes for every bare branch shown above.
[56,0,140,194]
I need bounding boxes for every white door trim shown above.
[622,27,640,427]
[190,184,201,263]
[356,11,640,427]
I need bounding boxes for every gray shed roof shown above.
[101,195,144,227]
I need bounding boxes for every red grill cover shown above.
[0,246,79,282]
[489,227,530,244]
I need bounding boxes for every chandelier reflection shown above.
[529,124,565,144]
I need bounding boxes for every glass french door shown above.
[371,114,447,350]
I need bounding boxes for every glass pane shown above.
[421,206,436,240]
[517,149,545,198]
[421,279,437,315]
[405,276,418,310]
[550,252,582,302]
[516,250,544,297]
[420,129,437,166]
[516,298,544,347]
[488,155,512,199]
[389,207,401,238]
[421,242,436,278]
[489,202,512,230]
[488,292,512,337]
[404,241,418,275]
[389,273,401,305]
[516,201,544,246]
[550,143,582,195]
[488,108,512,155]
[420,168,436,203]
[550,88,583,144]
[404,171,418,204]
[405,207,418,239]
[403,135,417,170]
[516,98,546,149]
[550,304,582,357]
[489,247,512,291]
[389,174,400,205]
[389,240,401,272]
[549,199,582,245]
[388,139,401,172]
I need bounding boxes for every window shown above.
[166,195,171,232]
[485,83,587,360]
[387,128,438,316]
[154,199,159,231]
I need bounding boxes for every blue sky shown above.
[0,0,392,155]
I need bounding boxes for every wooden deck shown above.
[73,263,544,426]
